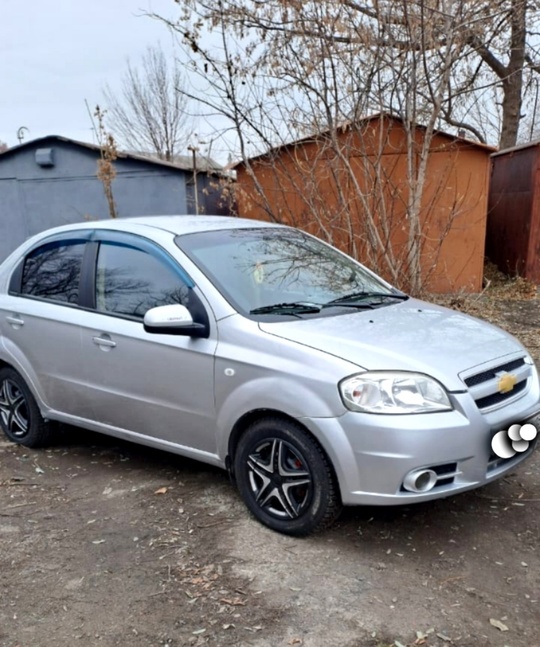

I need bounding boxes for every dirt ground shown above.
[1,294,539,647]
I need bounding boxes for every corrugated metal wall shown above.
[487,144,540,283]
[235,118,492,293]
[0,138,231,262]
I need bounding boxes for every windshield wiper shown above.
[250,302,322,315]
[323,291,409,308]
[250,292,408,315]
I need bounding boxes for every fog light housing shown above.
[403,469,438,493]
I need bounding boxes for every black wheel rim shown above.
[0,379,29,438]
[246,438,313,519]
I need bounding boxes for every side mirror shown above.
[143,304,209,338]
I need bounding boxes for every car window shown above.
[95,242,190,319]
[21,240,86,304]
[177,228,393,314]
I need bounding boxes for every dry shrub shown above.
[427,260,538,323]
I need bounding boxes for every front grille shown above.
[475,380,527,409]
[463,356,531,410]
[464,358,525,387]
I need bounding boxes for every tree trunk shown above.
[499,0,526,149]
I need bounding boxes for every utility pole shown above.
[187,144,199,215]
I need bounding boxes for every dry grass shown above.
[428,262,537,312]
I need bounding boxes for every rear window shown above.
[21,240,86,304]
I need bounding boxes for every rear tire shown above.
[234,417,342,535]
[0,368,54,448]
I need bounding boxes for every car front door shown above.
[79,232,218,455]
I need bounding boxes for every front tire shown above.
[0,368,54,448]
[234,417,342,535]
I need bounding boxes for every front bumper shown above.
[300,386,540,506]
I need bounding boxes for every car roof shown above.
[0,216,289,292]
[39,215,284,238]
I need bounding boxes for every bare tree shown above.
[152,1,492,293]
[455,0,540,148]
[170,0,540,148]
[103,45,191,161]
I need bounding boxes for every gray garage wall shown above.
[0,138,220,262]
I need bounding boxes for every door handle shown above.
[6,315,24,327]
[92,336,117,349]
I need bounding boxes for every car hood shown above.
[258,299,525,391]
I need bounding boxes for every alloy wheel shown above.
[246,438,313,519]
[0,378,29,437]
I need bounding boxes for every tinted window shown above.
[21,241,85,304]
[96,242,190,318]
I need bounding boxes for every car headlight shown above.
[339,371,452,414]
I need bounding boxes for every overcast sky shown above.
[1,0,181,148]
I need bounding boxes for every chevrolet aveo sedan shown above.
[0,216,539,535]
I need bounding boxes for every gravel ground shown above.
[1,294,539,647]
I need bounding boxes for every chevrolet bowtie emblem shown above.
[498,373,517,394]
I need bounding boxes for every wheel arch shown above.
[0,361,56,447]
[0,358,11,372]
[226,408,338,483]
[0,341,51,413]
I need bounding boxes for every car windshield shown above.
[176,227,401,317]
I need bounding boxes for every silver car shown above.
[0,216,538,535]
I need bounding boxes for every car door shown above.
[79,232,219,454]
[0,233,91,417]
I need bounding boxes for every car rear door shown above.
[0,233,91,417]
